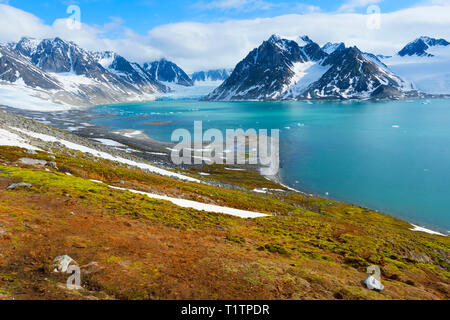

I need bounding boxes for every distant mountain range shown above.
[0,35,449,108]
[205,34,417,101]
[397,36,449,57]
[191,69,232,83]
[0,37,202,107]
[382,36,450,95]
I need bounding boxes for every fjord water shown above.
[90,99,450,233]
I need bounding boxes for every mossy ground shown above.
[0,145,448,300]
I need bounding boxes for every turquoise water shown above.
[90,99,450,233]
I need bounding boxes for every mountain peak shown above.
[322,42,346,54]
[191,69,232,82]
[300,35,312,43]
[296,35,314,47]
[268,34,282,43]
[398,36,449,57]
[143,59,193,86]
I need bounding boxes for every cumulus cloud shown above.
[1,3,450,73]
[338,0,382,13]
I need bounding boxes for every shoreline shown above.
[0,102,448,236]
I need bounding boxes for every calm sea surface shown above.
[90,99,450,233]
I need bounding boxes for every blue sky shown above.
[6,0,423,36]
[1,0,449,71]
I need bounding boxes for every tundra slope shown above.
[0,109,448,300]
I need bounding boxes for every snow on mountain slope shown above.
[191,69,232,83]
[206,35,415,101]
[282,61,331,99]
[158,81,219,100]
[92,51,169,94]
[398,36,449,57]
[321,42,345,54]
[299,47,410,100]
[0,82,72,111]
[0,37,168,111]
[384,38,450,94]
[143,59,194,87]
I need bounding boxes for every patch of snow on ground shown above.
[109,185,269,219]
[12,127,200,183]
[409,224,446,236]
[0,128,41,150]
[93,138,127,147]
[113,130,145,138]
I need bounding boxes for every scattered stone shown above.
[0,227,5,237]
[364,275,384,291]
[23,149,37,155]
[18,158,47,166]
[46,161,58,169]
[7,182,32,190]
[52,255,78,273]
[57,283,82,291]
[48,155,56,159]
[81,262,104,275]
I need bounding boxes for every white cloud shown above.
[1,3,450,73]
[338,0,382,13]
[194,0,274,11]
[296,3,321,14]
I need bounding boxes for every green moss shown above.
[1,145,449,299]
[258,244,291,257]
[226,234,246,245]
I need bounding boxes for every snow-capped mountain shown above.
[191,69,232,83]
[143,59,194,87]
[205,35,415,101]
[397,36,449,57]
[205,35,312,101]
[0,44,60,90]
[300,46,411,100]
[321,42,346,54]
[92,51,169,94]
[383,36,450,94]
[1,37,169,109]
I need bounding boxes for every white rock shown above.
[18,158,47,166]
[364,275,384,291]
[53,255,77,273]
